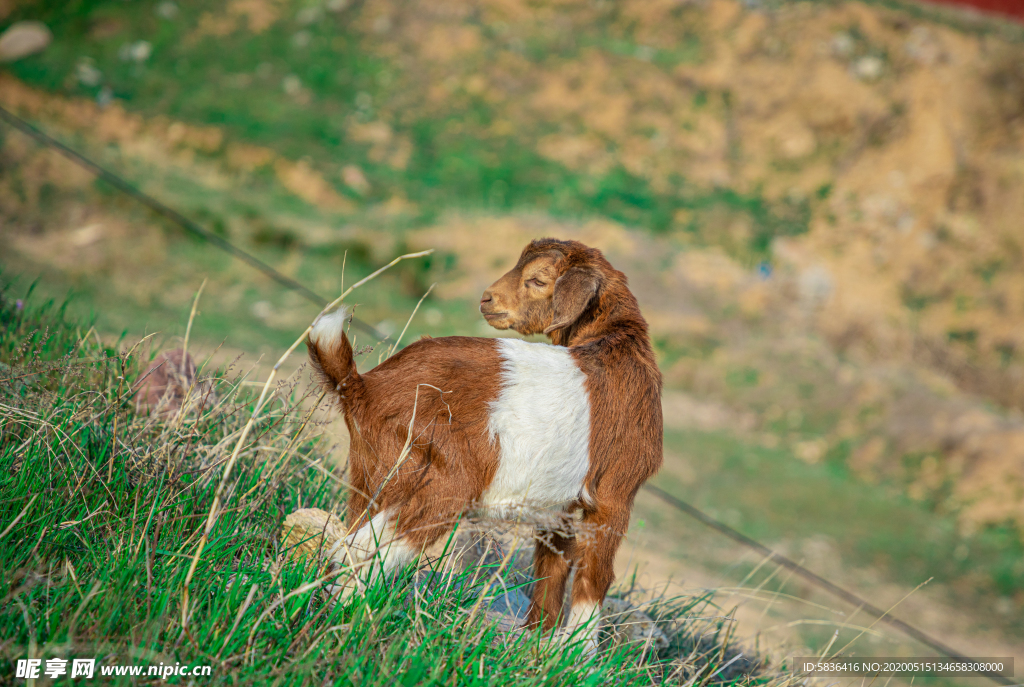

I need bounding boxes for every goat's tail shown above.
[306,307,362,403]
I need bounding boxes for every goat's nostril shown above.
[480,292,493,304]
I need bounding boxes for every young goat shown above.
[307,238,662,650]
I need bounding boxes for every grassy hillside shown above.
[1,0,1023,665]
[3,0,1024,538]
[0,288,786,685]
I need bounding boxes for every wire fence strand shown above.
[0,103,1013,686]
[0,105,388,344]
[641,484,1014,686]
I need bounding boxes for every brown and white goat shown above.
[306,238,662,650]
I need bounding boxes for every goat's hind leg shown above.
[326,508,419,601]
[326,497,470,602]
[526,520,577,632]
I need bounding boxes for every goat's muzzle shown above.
[479,290,509,323]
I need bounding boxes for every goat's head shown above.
[480,238,625,344]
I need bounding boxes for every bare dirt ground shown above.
[620,485,1024,670]
[3,0,1024,671]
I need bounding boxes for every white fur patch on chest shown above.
[481,338,591,515]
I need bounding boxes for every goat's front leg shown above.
[526,527,576,631]
[563,504,629,655]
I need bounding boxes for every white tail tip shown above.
[310,307,350,350]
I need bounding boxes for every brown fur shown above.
[482,239,663,629]
[308,238,662,637]
[307,334,503,548]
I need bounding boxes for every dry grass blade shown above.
[387,282,436,360]
[0,493,38,541]
[180,249,433,630]
[182,279,207,363]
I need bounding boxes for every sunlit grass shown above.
[647,428,1024,631]
[3,0,811,261]
[0,287,785,685]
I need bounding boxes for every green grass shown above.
[2,0,811,261]
[0,287,787,685]
[646,429,1024,634]
[2,0,1022,674]
[0,119,467,354]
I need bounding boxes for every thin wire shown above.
[642,484,1014,686]
[0,105,389,343]
[0,103,1010,687]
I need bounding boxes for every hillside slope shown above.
[1,0,1023,650]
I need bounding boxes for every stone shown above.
[602,597,671,650]
[134,349,215,417]
[854,55,884,81]
[0,21,52,62]
[341,164,371,195]
[156,2,179,20]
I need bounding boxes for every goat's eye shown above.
[526,278,545,287]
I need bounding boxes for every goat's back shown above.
[345,332,660,514]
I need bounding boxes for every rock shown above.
[0,21,52,62]
[854,55,884,81]
[341,164,371,195]
[486,587,531,619]
[602,597,671,650]
[133,349,215,417]
[156,2,179,20]
[280,508,347,563]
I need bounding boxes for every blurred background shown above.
[1,0,1022,675]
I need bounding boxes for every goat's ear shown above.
[544,267,599,334]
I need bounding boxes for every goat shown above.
[306,238,662,651]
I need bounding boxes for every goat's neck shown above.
[562,320,648,348]
[555,303,651,352]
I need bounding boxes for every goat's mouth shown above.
[481,311,508,321]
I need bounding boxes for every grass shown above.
[0,285,787,685]
[2,0,812,262]
[2,0,1022,673]
[645,429,1024,635]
